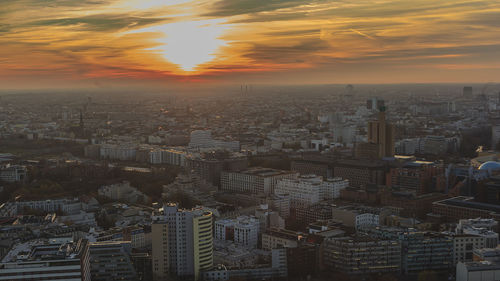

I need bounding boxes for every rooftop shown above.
[434,196,500,215]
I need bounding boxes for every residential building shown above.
[152,203,213,281]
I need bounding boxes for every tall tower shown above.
[152,204,213,281]
[367,106,394,158]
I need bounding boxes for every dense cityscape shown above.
[2,0,500,280]
[0,84,500,281]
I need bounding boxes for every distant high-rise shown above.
[463,86,473,98]
[152,203,213,281]
[367,106,395,158]
[356,106,395,159]
[366,97,385,110]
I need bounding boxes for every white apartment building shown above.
[221,168,298,195]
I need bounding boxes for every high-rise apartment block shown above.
[152,203,213,281]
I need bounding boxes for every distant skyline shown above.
[1,0,500,89]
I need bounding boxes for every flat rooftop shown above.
[434,196,500,214]
[237,167,295,177]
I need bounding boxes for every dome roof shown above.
[478,161,500,171]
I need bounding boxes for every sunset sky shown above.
[1,0,500,89]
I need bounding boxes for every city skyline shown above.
[1,0,500,90]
